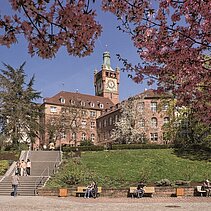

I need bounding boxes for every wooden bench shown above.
[196,186,206,196]
[129,186,155,198]
[74,186,102,197]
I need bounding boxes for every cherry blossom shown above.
[102,0,211,123]
[0,0,102,58]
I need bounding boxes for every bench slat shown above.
[129,186,155,194]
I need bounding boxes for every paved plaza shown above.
[0,196,210,211]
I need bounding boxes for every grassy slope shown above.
[47,149,211,188]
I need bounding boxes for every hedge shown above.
[62,143,173,152]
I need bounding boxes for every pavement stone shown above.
[0,196,210,211]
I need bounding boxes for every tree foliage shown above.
[102,0,211,123]
[0,0,102,58]
[174,108,211,151]
[111,97,148,144]
[0,63,41,148]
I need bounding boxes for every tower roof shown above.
[103,51,114,71]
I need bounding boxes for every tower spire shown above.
[103,51,111,70]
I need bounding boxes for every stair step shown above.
[0,150,61,196]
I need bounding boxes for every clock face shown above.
[108,80,115,88]
[106,79,117,91]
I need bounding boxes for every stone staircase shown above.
[0,150,61,196]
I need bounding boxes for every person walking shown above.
[11,172,20,197]
[26,159,31,176]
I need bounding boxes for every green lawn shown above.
[0,160,9,175]
[46,149,211,188]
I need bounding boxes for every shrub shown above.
[155,179,172,186]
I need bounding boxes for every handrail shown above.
[53,151,62,174]
[34,151,62,195]
[34,167,49,195]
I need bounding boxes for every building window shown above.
[50,106,57,113]
[109,117,113,125]
[151,102,157,112]
[164,117,170,125]
[81,132,86,141]
[90,111,96,117]
[151,117,158,128]
[104,119,107,127]
[91,121,95,129]
[99,103,104,109]
[72,120,76,127]
[139,119,145,128]
[115,115,119,122]
[98,121,102,129]
[150,133,158,141]
[81,120,86,128]
[70,100,75,105]
[163,103,169,111]
[90,102,95,107]
[137,102,144,112]
[91,133,95,142]
[81,101,86,107]
[60,98,65,104]
[61,132,66,139]
[139,133,146,143]
[72,132,76,141]
[82,110,87,116]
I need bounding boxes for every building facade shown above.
[96,89,172,145]
[37,52,172,149]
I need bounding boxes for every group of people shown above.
[15,159,31,176]
[84,181,98,198]
[11,159,32,197]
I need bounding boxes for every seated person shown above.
[136,181,145,198]
[84,183,93,198]
[91,181,98,198]
[202,179,211,197]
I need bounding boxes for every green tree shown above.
[0,63,42,149]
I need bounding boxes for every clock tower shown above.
[94,52,120,105]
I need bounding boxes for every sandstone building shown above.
[38,52,172,149]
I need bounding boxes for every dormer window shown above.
[70,100,75,105]
[60,98,65,104]
[99,103,104,109]
[90,102,95,107]
[81,101,86,106]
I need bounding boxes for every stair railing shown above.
[34,166,49,195]
[53,152,62,175]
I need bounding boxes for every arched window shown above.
[164,117,170,125]
[72,132,76,141]
[91,133,95,142]
[151,117,158,128]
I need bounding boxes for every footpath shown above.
[0,196,210,211]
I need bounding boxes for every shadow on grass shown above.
[174,148,211,161]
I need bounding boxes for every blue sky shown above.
[0,1,151,103]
